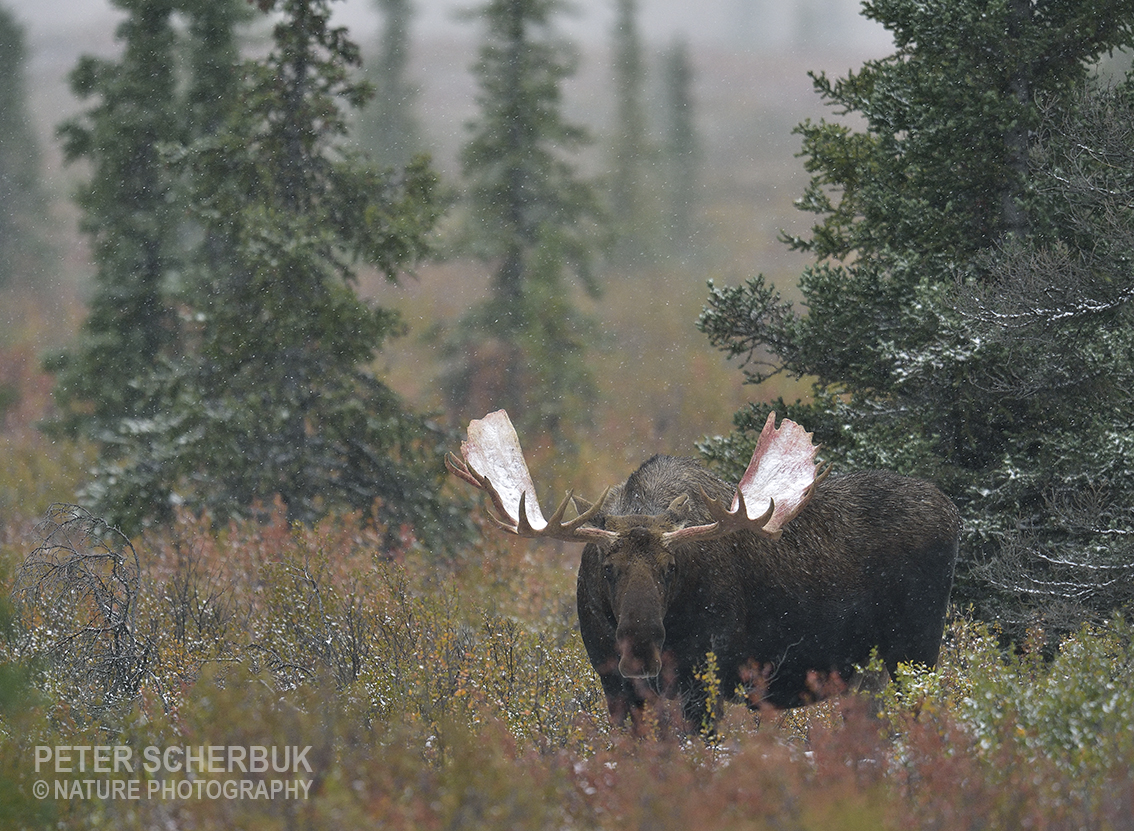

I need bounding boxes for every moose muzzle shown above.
[615,622,665,679]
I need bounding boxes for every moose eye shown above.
[602,562,615,584]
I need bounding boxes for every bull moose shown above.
[447,409,959,729]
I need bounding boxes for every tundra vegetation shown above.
[3,0,1134,827]
[3,476,1134,828]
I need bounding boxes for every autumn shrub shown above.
[6,503,1134,830]
[13,506,156,727]
[0,342,90,524]
[879,615,1134,829]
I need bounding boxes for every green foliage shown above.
[883,615,1134,814]
[47,0,466,550]
[48,0,186,443]
[444,0,605,444]
[180,0,249,136]
[607,0,655,264]
[0,6,53,290]
[608,10,702,265]
[0,556,53,829]
[959,621,1134,779]
[459,0,601,293]
[661,39,700,259]
[787,0,1134,264]
[946,84,1134,635]
[699,0,1134,639]
[693,649,723,739]
[145,0,453,538]
[48,0,248,528]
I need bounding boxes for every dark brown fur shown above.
[574,455,960,728]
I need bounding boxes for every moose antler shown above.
[446,410,616,543]
[662,412,829,545]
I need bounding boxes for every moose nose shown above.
[616,624,664,679]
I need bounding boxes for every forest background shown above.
[7,0,874,474]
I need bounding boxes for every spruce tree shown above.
[0,5,51,289]
[48,0,248,460]
[445,0,604,442]
[88,0,458,548]
[49,0,460,548]
[608,0,652,263]
[952,84,1134,633]
[49,0,184,442]
[181,0,248,137]
[359,0,422,168]
[661,38,699,259]
[697,0,1134,635]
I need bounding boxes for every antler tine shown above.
[445,451,481,488]
[517,488,615,542]
[515,490,541,536]
[555,488,611,534]
[517,489,567,536]
[446,452,522,532]
[661,488,777,546]
[447,411,616,544]
[569,487,610,528]
[481,498,522,535]
[704,488,776,532]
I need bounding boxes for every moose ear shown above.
[665,494,691,516]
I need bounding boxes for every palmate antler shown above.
[448,410,827,545]
[662,412,830,545]
[445,410,616,543]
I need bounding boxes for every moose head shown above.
[446,409,829,679]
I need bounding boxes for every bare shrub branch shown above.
[14,504,155,721]
[249,556,374,690]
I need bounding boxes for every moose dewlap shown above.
[448,409,959,729]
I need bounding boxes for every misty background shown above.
[12,0,891,261]
[4,0,896,468]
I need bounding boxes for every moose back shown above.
[448,410,959,728]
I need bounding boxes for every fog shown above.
[10,0,891,53]
[9,0,891,169]
[7,0,895,299]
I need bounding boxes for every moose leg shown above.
[680,687,717,735]
[848,663,892,719]
[599,671,651,727]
